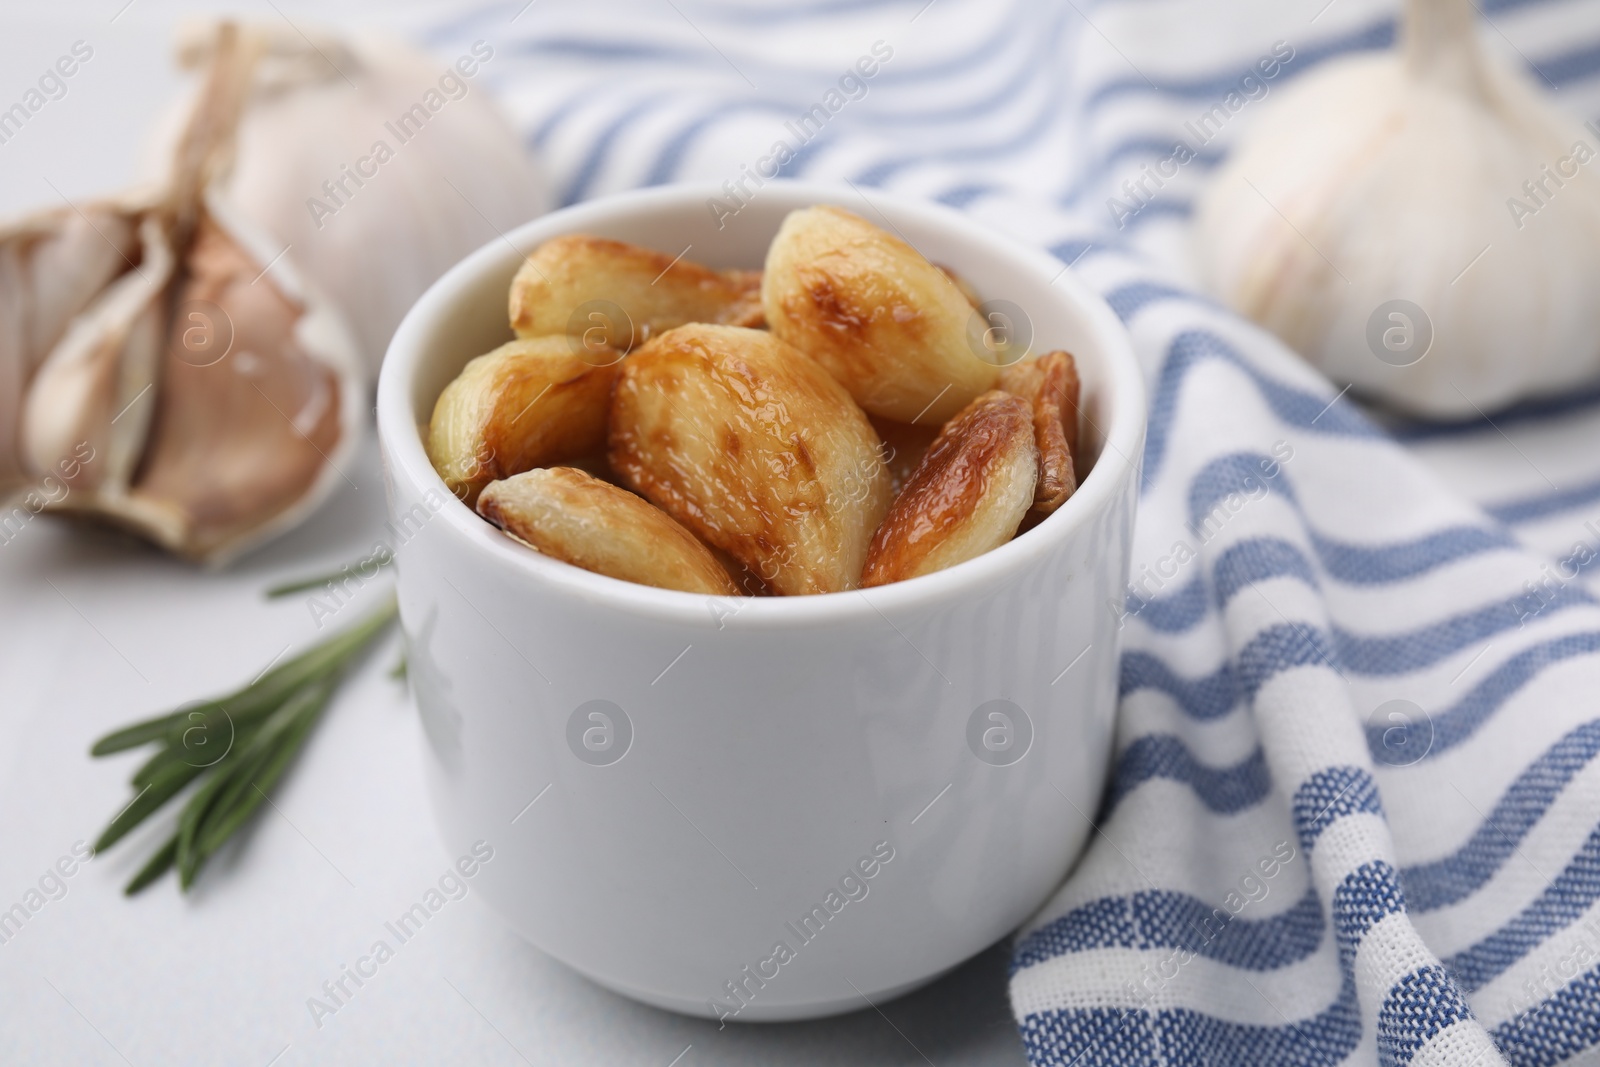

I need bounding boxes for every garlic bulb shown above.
[3,18,547,562]
[1196,0,1600,417]
[154,21,549,376]
[2,24,363,563]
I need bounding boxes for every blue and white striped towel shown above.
[420,1,1600,1062]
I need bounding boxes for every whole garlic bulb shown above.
[1196,0,1600,418]
[2,24,365,563]
[152,22,549,378]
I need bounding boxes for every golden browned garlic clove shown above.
[761,205,999,424]
[862,391,1037,587]
[509,235,763,353]
[427,336,620,507]
[720,269,765,325]
[477,466,740,595]
[999,349,1081,513]
[609,323,891,596]
[936,264,982,308]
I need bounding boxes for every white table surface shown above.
[0,3,1028,1064]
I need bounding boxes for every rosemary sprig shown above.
[91,593,399,894]
[264,553,392,598]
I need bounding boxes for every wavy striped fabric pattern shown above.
[421,1,1600,1062]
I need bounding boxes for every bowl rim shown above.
[377,179,1145,628]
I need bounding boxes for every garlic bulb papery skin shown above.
[151,22,550,379]
[2,23,365,565]
[90,189,365,564]
[1196,0,1600,418]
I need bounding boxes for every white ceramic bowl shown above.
[376,181,1144,1021]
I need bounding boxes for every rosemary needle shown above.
[264,555,392,598]
[91,593,398,894]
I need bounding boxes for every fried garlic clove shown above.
[477,467,739,595]
[509,235,763,352]
[609,323,891,596]
[862,391,1037,587]
[936,263,982,308]
[719,269,766,327]
[427,336,621,507]
[999,349,1081,514]
[761,205,999,424]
